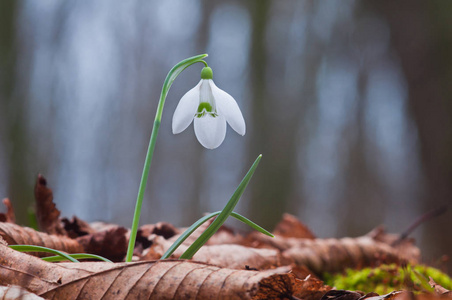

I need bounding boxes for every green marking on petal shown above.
[196,102,219,118]
[197,102,213,113]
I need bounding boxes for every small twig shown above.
[392,205,448,246]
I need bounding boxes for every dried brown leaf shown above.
[243,224,420,275]
[0,222,83,255]
[0,285,45,299]
[286,265,317,282]
[0,242,302,299]
[252,272,299,299]
[293,274,332,300]
[138,222,179,240]
[90,221,125,232]
[242,231,298,251]
[273,213,316,239]
[167,217,214,247]
[283,235,420,274]
[367,227,420,263]
[135,222,179,252]
[191,244,285,269]
[203,223,246,245]
[0,242,88,294]
[429,277,452,296]
[164,218,243,248]
[145,217,419,275]
[62,216,96,239]
[144,235,287,269]
[34,174,67,236]
[76,226,128,262]
[0,198,15,223]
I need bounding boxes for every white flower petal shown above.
[209,80,246,136]
[194,114,227,149]
[172,80,202,134]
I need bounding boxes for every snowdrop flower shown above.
[172,67,246,149]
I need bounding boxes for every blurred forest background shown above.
[0,1,451,271]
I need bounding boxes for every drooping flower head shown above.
[172,66,246,149]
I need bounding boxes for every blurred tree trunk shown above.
[0,0,32,225]
[246,0,278,228]
[245,1,326,229]
[246,1,300,228]
[340,71,381,236]
[371,1,452,271]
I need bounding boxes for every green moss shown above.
[323,264,452,295]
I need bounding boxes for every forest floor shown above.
[0,175,450,299]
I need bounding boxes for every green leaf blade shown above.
[161,210,272,260]
[160,211,221,260]
[230,212,274,237]
[179,154,262,259]
[9,245,80,263]
[42,253,113,263]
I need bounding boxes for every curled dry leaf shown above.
[138,222,179,240]
[90,221,127,233]
[136,222,179,251]
[429,277,452,296]
[34,174,67,236]
[203,223,246,246]
[62,215,129,261]
[242,232,300,251]
[0,198,15,223]
[367,227,420,264]
[61,216,96,239]
[0,222,83,256]
[167,217,214,247]
[293,274,332,300]
[273,213,316,239]
[252,272,299,299]
[237,226,420,276]
[188,244,284,270]
[166,218,243,248]
[76,226,128,262]
[283,235,420,275]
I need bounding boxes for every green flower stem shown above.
[126,54,208,262]
[160,210,273,260]
[180,154,262,260]
[42,253,113,263]
[9,245,79,263]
